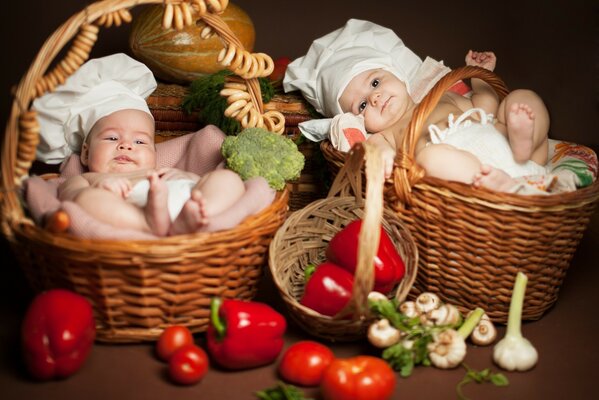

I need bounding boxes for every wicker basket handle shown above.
[393,66,509,205]
[327,142,385,319]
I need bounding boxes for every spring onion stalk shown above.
[492,272,538,371]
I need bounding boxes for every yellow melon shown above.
[129,3,255,83]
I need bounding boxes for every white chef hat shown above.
[33,53,157,164]
[283,19,449,118]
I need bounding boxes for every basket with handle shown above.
[321,66,599,323]
[0,0,291,342]
[268,141,418,341]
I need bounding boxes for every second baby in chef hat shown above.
[284,19,550,191]
[283,19,452,177]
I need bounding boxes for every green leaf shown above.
[490,373,510,386]
[255,382,313,400]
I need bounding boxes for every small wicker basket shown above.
[321,66,599,323]
[0,0,291,342]
[269,142,418,341]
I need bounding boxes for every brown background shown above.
[1,1,598,399]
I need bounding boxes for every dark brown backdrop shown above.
[2,0,597,148]
[1,1,598,399]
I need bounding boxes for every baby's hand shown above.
[465,50,496,71]
[381,146,396,179]
[93,176,132,198]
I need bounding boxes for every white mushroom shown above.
[428,304,463,327]
[368,318,401,348]
[399,301,419,318]
[415,292,441,314]
[471,317,497,346]
[368,291,389,303]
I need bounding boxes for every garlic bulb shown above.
[428,329,466,369]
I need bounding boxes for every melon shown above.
[129,3,255,83]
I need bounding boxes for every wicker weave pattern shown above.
[321,66,599,323]
[0,0,291,342]
[269,143,418,341]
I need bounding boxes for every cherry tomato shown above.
[156,325,194,361]
[168,344,209,385]
[321,356,396,400]
[278,341,335,386]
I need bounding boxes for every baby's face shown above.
[82,109,156,173]
[339,69,411,133]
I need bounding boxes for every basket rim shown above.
[8,188,289,251]
[321,139,599,211]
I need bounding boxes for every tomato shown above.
[321,356,396,400]
[278,341,335,386]
[156,325,194,361]
[168,344,209,385]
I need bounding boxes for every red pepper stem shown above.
[210,297,226,340]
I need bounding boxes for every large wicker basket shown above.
[269,142,418,341]
[321,66,599,323]
[0,0,291,342]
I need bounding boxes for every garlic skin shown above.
[415,292,441,314]
[493,335,538,371]
[427,329,466,369]
[368,318,401,348]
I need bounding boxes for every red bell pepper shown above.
[300,262,354,317]
[21,289,96,380]
[326,219,405,294]
[206,297,286,370]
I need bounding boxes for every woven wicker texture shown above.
[269,142,418,341]
[0,0,291,342]
[321,66,599,323]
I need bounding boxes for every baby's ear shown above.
[80,143,89,166]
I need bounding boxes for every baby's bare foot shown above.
[169,189,209,235]
[473,164,516,192]
[146,172,171,236]
[507,103,535,163]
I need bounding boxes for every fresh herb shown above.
[369,298,434,377]
[255,382,313,400]
[456,364,509,400]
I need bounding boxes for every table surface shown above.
[1,210,598,400]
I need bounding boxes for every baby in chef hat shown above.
[284,19,551,192]
[34,53,248,236]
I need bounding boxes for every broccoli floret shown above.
[221,128,305,190]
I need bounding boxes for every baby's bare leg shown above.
[169,169,246,235]
[194,169,246,216]
[145,172,171,236]
[417,143,481,184]
[496,89,549,165]
[169,189,208,235]
[473,164,516,192]
[416,143,515,192]
[74,187,152,233]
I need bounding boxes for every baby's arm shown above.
[465,50,499,115]
[58,173,132,202]
[366,131,396,179]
